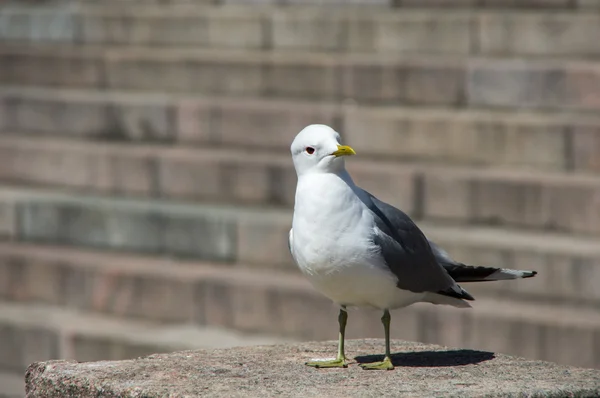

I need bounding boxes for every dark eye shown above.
[305,147,315,155]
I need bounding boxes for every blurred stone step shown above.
[0,5,470,54]
[0,185,296,269]
[0,44,468,107]
[66,0,390,6]
[396,0,596,7]
[200,0,600,7]
[8,0,600,9]
[0,243,599,369]
[1,136,600,236]
[2,4,600,57]
[0,371,23,398]
[1,186,600,308]
[3,87,600,173]
[1,45,600,111]
[0,300,293,377]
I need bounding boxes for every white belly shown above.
[301,260,425,310]
[290,228,424,310]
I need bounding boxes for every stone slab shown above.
[25,339,600,398]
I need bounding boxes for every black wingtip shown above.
[523,271,538,278]
[437,288,475,301]
[461,290,476,301]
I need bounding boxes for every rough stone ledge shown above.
[25,339,600,398]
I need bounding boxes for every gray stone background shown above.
[1,0,600,396]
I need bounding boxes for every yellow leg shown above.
[360,309,394,370]
[306,307,348,368]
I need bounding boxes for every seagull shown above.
[288,124,537,371]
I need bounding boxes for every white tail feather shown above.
[484,269,537,281]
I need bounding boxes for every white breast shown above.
[289,173,422,309]
[291,173,372,274]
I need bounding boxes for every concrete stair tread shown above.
[3,86,600,175]
[2,43,600,113]
[32,0,600,9]
[2,133,600,184]
[5,42,600,64]
[3,85,600,122]
[0,184,598,255]
[1,3,597,17]
[1,240,599,327]
[1,183,600,256]
[1,186,600,309]
[0,301,293,351]
[0,42,471,62]
[0,371,23,398]
[2,3,600,60]
[2,135,600,237]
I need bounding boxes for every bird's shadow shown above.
[355,349,495,367]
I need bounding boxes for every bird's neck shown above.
[328,169,354,187]
[296,170,356,198]
[293,170,362,225]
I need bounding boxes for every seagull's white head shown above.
[290,124,356,177]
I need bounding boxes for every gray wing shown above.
[356,188,473,300]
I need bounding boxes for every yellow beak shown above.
[331,145,356,157]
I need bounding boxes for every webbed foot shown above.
[305,357,348,369]
[359,356,394,370]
